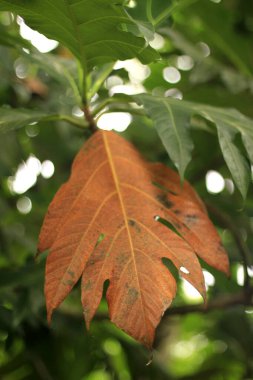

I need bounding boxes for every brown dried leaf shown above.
[38,130,229,348]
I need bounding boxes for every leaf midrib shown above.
[102,132,149,335]
[163,101,185,175]
[63,0,87,74]
[145,95,253,136]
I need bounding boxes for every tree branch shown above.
[163,288,253,318]
[83,104,97,133]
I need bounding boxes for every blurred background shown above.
[0,0,253,379]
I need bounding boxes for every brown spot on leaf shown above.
[127,287,139,305]
[185,214,198,225]
[67,270,75,278]
[83,279,93,291]
[62,279,74,286]
[156,194,173,209]
[128,219,141,233]
[116,253,129,266]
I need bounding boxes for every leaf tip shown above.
[83,314,91,331]
[203,291,207,307]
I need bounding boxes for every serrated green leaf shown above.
[0,0,158,73]
[136,94,193,180]
[136,94,253,197]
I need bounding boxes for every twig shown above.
[27,351,54,380]
[83,104,97,133]
[92,96,133,117]
[44,114,88,130]
[154,0,199,27]
[163,288,253,318]
[146,0,155,25]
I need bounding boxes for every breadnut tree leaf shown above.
[38,130,229,348]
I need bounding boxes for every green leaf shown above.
[0,23,30,49]
[0,107,52,134]
[0,107,87,134]
[216,124,250,198]
[0,0,158,73]
[137,94,193,180]
[22,50,82,104]
[136,94,253,197]
[199,107,253,166]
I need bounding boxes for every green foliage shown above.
[0,0,253,379]
[137,94,253,196]
[0,107,53,133]
[0,0,157,77]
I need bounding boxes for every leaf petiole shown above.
[92,95,134,117]
[146,0,155,25]
[46,114,89,129]
[154,0,200,27]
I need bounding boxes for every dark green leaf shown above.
[0,0,158,73]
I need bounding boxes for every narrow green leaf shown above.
[199,107,253,165]
[241,134,253,164]
[216,124,250,199]
[137,94,193,180]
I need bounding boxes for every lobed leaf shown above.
[38,131,229,348]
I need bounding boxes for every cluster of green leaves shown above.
[0,0,253,379]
